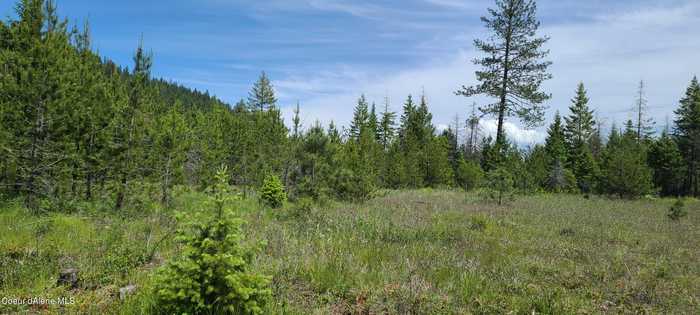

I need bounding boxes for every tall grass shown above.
[1,191,698,314]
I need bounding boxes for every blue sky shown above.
[1,0,698,144]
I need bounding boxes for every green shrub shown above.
[153,167,271,315]
[456,159,484,191]
[100,241,147,285]
[599,140,654,198]
[259,174,287,208]
[668,199,687,221]
[289,197,314,221]
[292,175,327,202]
[484,168,515,205]
[331,168,375,202]
[469,215,490,232]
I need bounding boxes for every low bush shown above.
[668,199,687,221]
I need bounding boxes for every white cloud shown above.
[423,0,475,10]
[276,1,699,145]
[541,1,700,127]
[275,51,549,146]
[481,120,546,146]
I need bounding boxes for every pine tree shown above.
[153,167,271,314]
[62,21,115,201]
[425,134,454,187]
[377,97,396,151]
[247,72,277,112]
[397,95,425,187]
[1,0,74,211]
[564,83,595,149]
[623,119,637,140]
[485,167,515,205]
[385,141,407,188]
[349,95,369,141]
[233,99,248,113]
[243,73,288,187]
[563,83,598,192]
[189,106,230,188]
[588,119,604,160]
[543,112,577,192]
[648,130,685,196]
[570,145,598,193]
[416,94,435,145]
[289,121,333,200]
[455,157,484,190]
[608,122,622,148]
[327,121,341,144]
[368,102,379,141]
[599,120,654,198]
[399,95,416,145]
[673,77,700,196]
[152,104,190,207]
[525,145,549,190]
[113,39,154,210]
[480,136,498,171]
[442,128,460,171]
[253,106,288,185]
[544,112,567,167]
[260,174,287,208]
[457,0,551,150]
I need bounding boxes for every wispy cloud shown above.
[271,0,699,145]
[423,0,476,10]
[305,0,384,18]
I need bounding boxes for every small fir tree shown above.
[259,174,287,208]
[484,167,515,205]
[153,167,271,315]
[247,71,277,112]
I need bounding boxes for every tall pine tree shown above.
[457,0,551,151]
[673,77,700,196]
[247,72,277,112]
[564,83,598,192]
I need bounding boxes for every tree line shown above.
[1,0,700,215]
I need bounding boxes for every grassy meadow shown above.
[0,190,698,314]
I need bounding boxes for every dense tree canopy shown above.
[1,0,699,210]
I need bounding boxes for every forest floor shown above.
[0,189,698,314]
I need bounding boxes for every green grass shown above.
[1,190,698,314]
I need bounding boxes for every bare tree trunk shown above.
[85,171,93,200]
[115,174,126,210]
[85,132,95,200]
[496,16,513,150]
[161,155,172,207]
